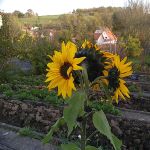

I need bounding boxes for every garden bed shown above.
[0,99,61,133]
[0,75,150,149]
[115,95,150,112]
[0,98,150,149]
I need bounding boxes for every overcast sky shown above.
[0,0,148,15]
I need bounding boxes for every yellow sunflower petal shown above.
[118,88,126,100]
[73,57,86,65]
[66,41,77,60]
[73,65,83,70]
[103,70,108,76]
[121,56,127,65]
[67,66,73,76]
[47,76,62,90]
[120,71,133,78]
[113,89,119,103]
[81,40,87,49]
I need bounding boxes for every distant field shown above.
[19,15,59,25]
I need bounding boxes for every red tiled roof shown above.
[94,33,101,40]
[94,28,117,41]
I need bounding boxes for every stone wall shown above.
[0,99,150,149]
[108,115,150,150]
[0,99,60,132]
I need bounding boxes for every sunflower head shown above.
[107,66,120,91]
[45,41,85,99]
[103,55,133,103]
[75,41,112,82]
[81,40,93,49]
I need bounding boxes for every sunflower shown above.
[103,55,133,103]
[75,41,114,82]
[45,41,86,99]
[81,40,93,49]
[81,40,100,51]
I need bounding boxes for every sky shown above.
[0,0,144,16]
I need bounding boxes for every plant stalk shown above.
[80,64,89,150]
[81,116,87,150]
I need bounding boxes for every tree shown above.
[12,10,24,18]
[25,9,35,17]
[0,13,22,81]
[119,35,143,57]
[112,0,150,54]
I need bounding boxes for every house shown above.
[39,29,56,41]
[31,26,39,31]
[94,27,117,53]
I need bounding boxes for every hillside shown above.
[19,15,59,25]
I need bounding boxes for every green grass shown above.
[19,15,59,25]
[18,127,42,139]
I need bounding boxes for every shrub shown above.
[119,35,143,57]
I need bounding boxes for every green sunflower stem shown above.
[82,64,89,93]
[80,64,89,150]
[81,116,87,150]
[90,76,106,87]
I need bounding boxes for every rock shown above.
[29,114,34,118]
[20,112,27,120]
[41,120,51,125]
[146,124,150,128]
[134,139,141,144]
[134,127,140,131]
[124,104,132,109]
[111,119,123,136]
[11,105,18,111]
[21,104,28,110]
[9,110,16,115]
[51,112,57,119]
[54,110,60,114]
[37,106,44,112]
[126,130,131,135]
[112,126,123,136]
[111,119,118,126]
[36,112,42,122]
[44,125,50,131]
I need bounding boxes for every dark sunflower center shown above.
[75,49,106,82]
[60,62,72,79]
[108,66,120,91]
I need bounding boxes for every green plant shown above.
[119,35,143,57]
[19,127,33,137]
[3,90,14,98]
[18,127,42,139]
[14,91,37,101]
[43,41,128,150]
[30,38,52,75]
[0,84,12,92]
[91,101,121,115]
[128,84,139,92]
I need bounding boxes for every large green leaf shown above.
[93,110,122,150]
[112,133,122,150]
[42,117,65,144]
[61,143,80,150]
[85,145,98,150]
[63,91,86,136]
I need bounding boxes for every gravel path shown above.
[0,128,57,150]
[119,108,150,123]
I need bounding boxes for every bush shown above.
[30,38,53,75]
[0,13,21,82]
[118,35,143,57]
